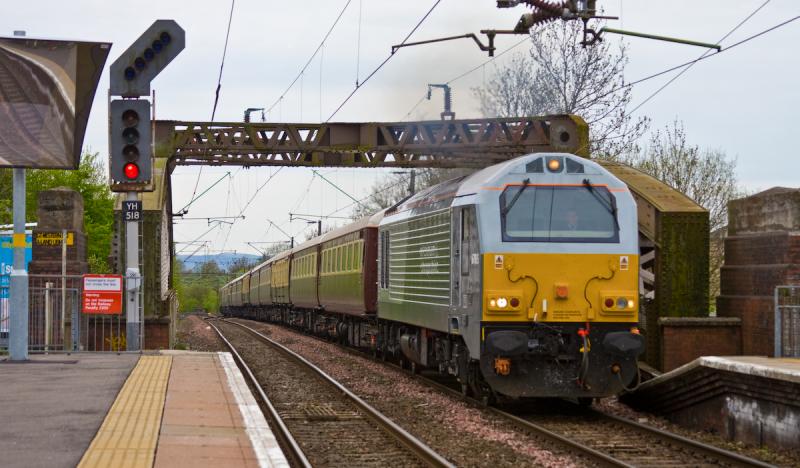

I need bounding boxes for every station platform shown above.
[0,352,288,468]
[622,356,800,451]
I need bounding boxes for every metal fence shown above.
[775,285,800,358]
[0,274,140,353]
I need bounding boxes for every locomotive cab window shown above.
[500,185,619,243]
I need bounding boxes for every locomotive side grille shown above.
[386,209,451,308]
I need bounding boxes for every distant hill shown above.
[177,252,262,272]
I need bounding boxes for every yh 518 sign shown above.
[123,201,142,221]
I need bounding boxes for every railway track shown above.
[494,405,775,467]
[225,317,775,468]
[208,319,453,468]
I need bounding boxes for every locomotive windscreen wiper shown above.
[501,178,531,216]
[582,178,619,228]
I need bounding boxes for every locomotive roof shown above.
[381,153,624,224]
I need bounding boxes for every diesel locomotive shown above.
[220,153,644,400]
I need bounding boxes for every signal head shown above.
[122,127,139,145]
[124,67,136,81]
[123,163,140,180]
[122,109,139,127]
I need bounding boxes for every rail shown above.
[206,319,311,468]
[212,318,454,468]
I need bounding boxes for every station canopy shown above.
[0,36,110,169]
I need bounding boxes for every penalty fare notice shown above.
[82,274,123,315]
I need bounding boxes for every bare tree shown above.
[475,20,648,159]
[625,121,741,303]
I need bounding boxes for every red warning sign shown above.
[82,274,123,315]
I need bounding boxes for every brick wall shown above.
[716,296,774,356]
[660,317,742,372]
[717,232,799,356]
[144,318,171,350]
[717,188,800,357]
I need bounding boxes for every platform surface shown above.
[0,352,288,468]
[153,352,287,468]
[0,354,139,468]
[642,355,800,388]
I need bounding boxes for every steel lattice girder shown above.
[161,114,589,168]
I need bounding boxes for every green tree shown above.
[0,152,114,273]
[174,260,232,314]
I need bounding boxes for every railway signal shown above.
[109,20,185,352]
[109,20,185,98]
[109,99,152,188]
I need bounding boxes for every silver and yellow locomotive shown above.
[221,152,644,399]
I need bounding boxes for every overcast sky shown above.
[5,1,799,256]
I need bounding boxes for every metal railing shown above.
[0,274,140,353]
[775,285,800,358]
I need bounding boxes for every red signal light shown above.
[124,163,140,180]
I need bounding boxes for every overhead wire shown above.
[211,0,236,122]
[404,7,795,122]
[628,0,772,115]
[265,0,354,117]
[188,0,236,225]
[591,14,800,116]
[324,168,433,219]
[220,167,285,252]
[355,0,363,86]
[326,0,445,122]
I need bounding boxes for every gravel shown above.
[594,396,800,467]
[215,321,423,468]
[175,314,225,352]
[231,319,582,468]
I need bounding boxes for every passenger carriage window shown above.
[347,244,353,271]
[500,185,619,243]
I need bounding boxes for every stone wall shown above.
[28,188,88,275]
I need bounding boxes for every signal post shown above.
[109,20,184,351]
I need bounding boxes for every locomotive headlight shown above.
[497,297,509,308]
[616,297,627,309]
[489,299,497,308]
[627,299,635,309]
[546,158,562,172]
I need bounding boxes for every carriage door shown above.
[451,206,480,330]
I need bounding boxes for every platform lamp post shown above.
[9,169,28,361]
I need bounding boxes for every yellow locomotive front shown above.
[474,154,643,398]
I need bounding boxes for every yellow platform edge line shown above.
[78,355,173,468]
